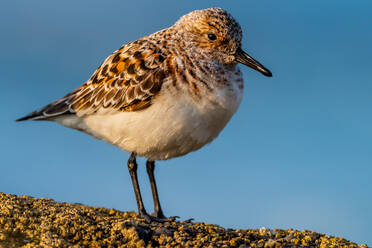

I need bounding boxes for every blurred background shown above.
[1,0,371,245]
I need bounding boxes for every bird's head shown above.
[174,8,272,77]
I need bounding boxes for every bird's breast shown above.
[74,65,244,161]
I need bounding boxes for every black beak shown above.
[235,47,272,77]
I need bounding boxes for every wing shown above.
[17,39,170,121]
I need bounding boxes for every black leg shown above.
[127,153,148,218]
[146,160,166,219]
[127,153,178,223]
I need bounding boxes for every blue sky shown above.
[1,0,371,245]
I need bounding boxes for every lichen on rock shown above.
[0,192,368,247]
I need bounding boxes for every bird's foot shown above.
[140,211,179,223]
[182,218,194,223]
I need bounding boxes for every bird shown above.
[17,7,272,222]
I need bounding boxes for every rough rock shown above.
[0,192,368,248]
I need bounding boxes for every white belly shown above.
[55,82,243,161]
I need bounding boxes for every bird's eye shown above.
[208,33,217,41]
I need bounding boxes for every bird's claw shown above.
[140,213,179,223]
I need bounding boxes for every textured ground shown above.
[0,192,368,248]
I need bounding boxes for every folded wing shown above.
[17,39,170,121]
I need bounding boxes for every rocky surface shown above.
[0,192,368,248]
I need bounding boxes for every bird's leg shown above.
[127,154,176,223]
[127,153,149,219]
[146,160,166,218]
[146,160,179,222]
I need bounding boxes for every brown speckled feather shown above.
[72,40,169,115]
[18,39,169,120]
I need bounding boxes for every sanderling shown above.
[17,8,272,222]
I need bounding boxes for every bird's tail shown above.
[16,92,77,121]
